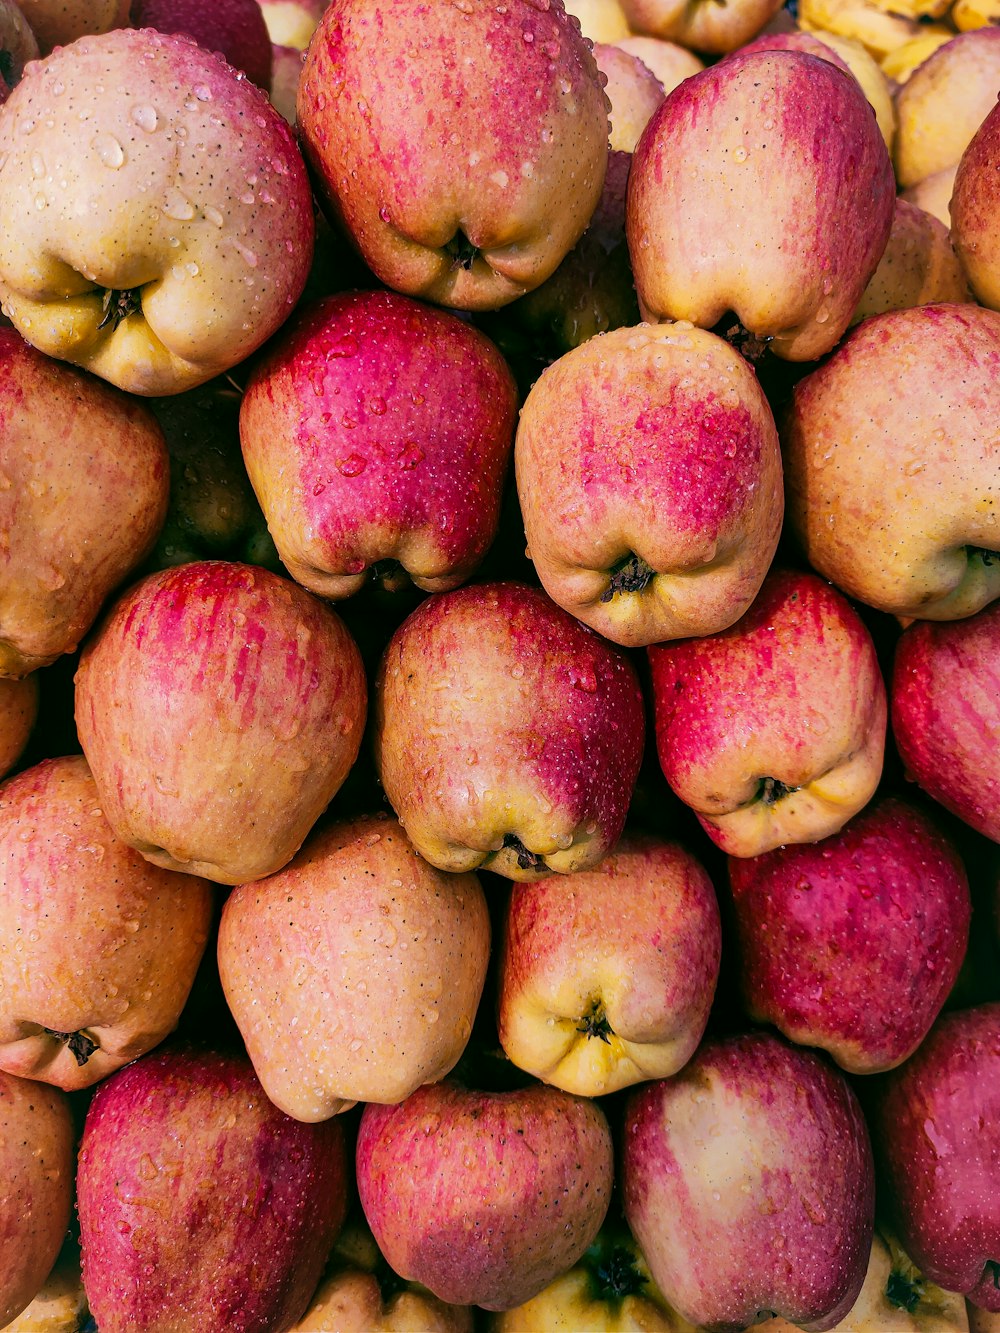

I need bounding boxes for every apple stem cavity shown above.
[98,286,143,331]
[601,554,655,602]
[716,313,774,365]
[968,545,1000,567]
[445,231,480,272]
[986,1260,1000,1289]
[502,833,544,871]
[369,559,408,593]
[758,776,798,806]
[43,1027,99,1066]
[576,999,614,1045]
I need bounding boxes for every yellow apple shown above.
[593,43,665,153]
[2,1244,88,1333]
[0,676,36,778]
[617,0,785,54]
[799,0,926,60]
[901,164,957,227]
[851,198,972,324]
[564,0,632,43]
[613,35,703,92]
[15,0,129,53]
[881,31,957,84]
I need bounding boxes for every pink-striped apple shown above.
[627,49,895,361]
[592,44,665,154]
[356,1080,614,1311]
[373,580,645,880]
[727,796,971,1074]
[239,290,517,599]
[74,560,367,885]
[132,0,274,90]
[617,0,784,53]
[891,603,1000,843]
[952,98,1000,311]
[622,1032,875,1331]
[497,833,721,1096]
[515,323,784,648]
[647,567,887,856]
[296,0,610,311]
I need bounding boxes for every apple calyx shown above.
[576,999,614,1046]
[715,313,774,365]
[601,554,655,602]
[758,776,799,805]
[969,545,1000,568]
[368,559,409,593]
[502,833,545,871]
[98,286,143,332]
[445,231,480,272]
[585,1239,648,1304]
[43,1027,99,1066]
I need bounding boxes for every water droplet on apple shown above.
[193,84,213,102]
[161,189,195,221]
[336,453,367,477]
[132,104,158,132]
[204,205,224,228]
[398,444,425,470]
[732,147,748,163]
[92,133,125,168]
[33,194,46,211]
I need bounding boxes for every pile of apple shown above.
[1,0,999,1329]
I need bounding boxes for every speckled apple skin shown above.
[627,50,895,361]
[892,600,1000,844]
[952,99,1000,312]
[373,580,645,880]
[0,327,169,677]
[0,755,214,1090]
[515,323,783,648]
[783,304,1000,620]
[0,1070,74,1328]
[618,0,783,54]
[0,28,314,394]
[78,1046,349,1333]
[74,560,367,885]
[852,198,972,326]
[872,1003,1000,1312]
[727,796,971,1075]
[240,290,517,598]
[356,1080,614,1311]
[497,832,721,1096]
[15,0,129,53]
[296,0,610,311]
[218,811,491,1121]
[132,0,274,92]
[648,567,887,856]
[622,1033,875,1332]
[0,674,36,777]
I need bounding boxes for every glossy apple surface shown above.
[15,0,129,52]
[133,0,274,90]
[0,676,37,778]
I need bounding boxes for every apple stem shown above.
[759,776,797,805]
[445,231,480,271]
[601,554,654,602]
[43,1027,99,1066]
[501,833,544,871]
[98,286,143,331]
[885,1269,923,1313]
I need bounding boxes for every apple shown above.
[74,560,367,886]
[564,0,632,43]
[288,1215,474,1332]
[852,199,973,326]
[218,811,491,1122]
[0,754,215,1090]
[0,326,169,678]
[647,566,886,857]
[0,1070,74,1328]
[870,1003,1000,1312]
[0,27,314,395]
[882,30,957,84]
[617,0,785,54]
[356,1079,615,1311]
[2,1240,89,1333]
[296,0,610,311]
[782,303,1000,621]
[902,166,958,229]
[514,322,784,648]
[14,0,130,53]
[496,832,721,1097]
[798,0,930,62]
[257,0,330,50]
[0,2,38,101]
[954,0,1000,28]
[269,43,303,124]
[805,31,897,153]
[592,44,665,154]
[0,675,37,778]
[77,1045,351,1333]
[727,795,971,1074]
[622,1031,875,1331]
[239,289,518,600]
[627,49,896,361]
[892,603,1000,843]
[132,0,274,91]
[613,36,704,94]
[951,100,1000,312]
[373,580,645,880]
[971,1306,1000,1333]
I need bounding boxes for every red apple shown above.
[497,832,721,1096]
[74,560,367,885]
[622,1031,875,1331]
[132,0,274,91]
[727,796,971,1074]
[77,1045,351,1333]
[891,603,1000,843]
[871,1003,1000,1312]
[356,1079,614,1311]
[239,290,518,599]
[647,567,887,857]
[373,580,646,880]
[296,0,610,310]
[0,675,37,778]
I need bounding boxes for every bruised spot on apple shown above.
[373,581,645,881]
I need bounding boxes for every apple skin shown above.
[0,754,215,1091]
[617,0,784,54]
[218,811,491,1122]
[356,1079,615,1311]
[2,1242,90,1333]
[852,199,973,325]
[77,1045,351,1333]
[15,0,130,53]
[0,326,169,678]
[951,100,1000,312]
[0,2,38,101]
[74,560,367,886]
[592,44,665,154]
[627,49,896,361]
[622,1032,875,1332]
[373,580,645,881]
[870,1003,1000,1312]
[727,796,971,1075]
[515,322,784,649]
[647,567,887,857]
[257,0,330,50]
[891,604,1000,843]
[240,290,518,599]
[0,1071,74,1328]
[0,28,314,395]
[614,36,704,94]
[782,303,1000,620]
[0,675,37,778]
[497,832,721,1097]
[296,0,610,311]
[132,0,274,91]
